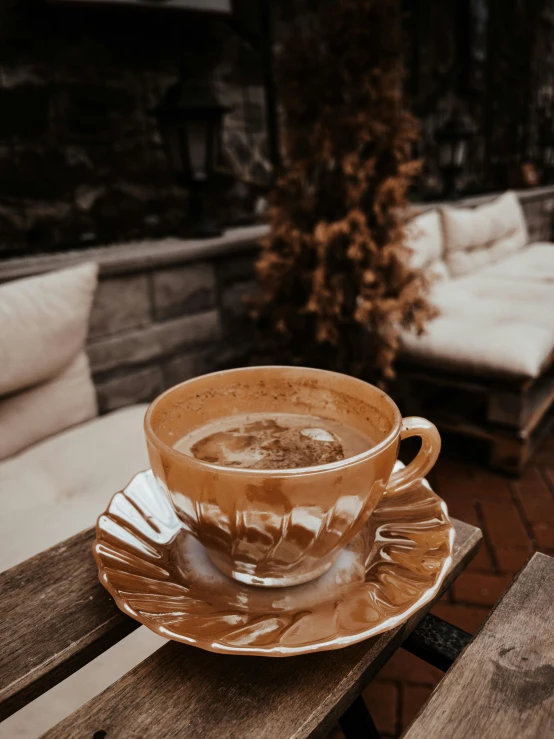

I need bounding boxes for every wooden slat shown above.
[520,375,554,437]
[403,552,554,739]
[0,528,139,722]
[397,361,531,393]
[42,519,481,739]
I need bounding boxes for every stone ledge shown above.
[3,187,553,285]
[0,224,268,283]
[412,184,554,212]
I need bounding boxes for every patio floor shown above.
[333,422,554,738]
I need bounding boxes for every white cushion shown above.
[442,192,528,277]
[0,404,149,571]
[480,242,554,282]
[0,262,98,396]
[400,272,554,378]
[0,352,97,461]
[405,210,449,281]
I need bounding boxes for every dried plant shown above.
[254,0,436,385]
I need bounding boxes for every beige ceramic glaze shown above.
[93,466,454,656]
[144,367,441,587]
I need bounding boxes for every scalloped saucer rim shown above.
[93,464,455,657]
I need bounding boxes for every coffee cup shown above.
[144,366,441,587]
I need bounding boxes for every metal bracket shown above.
[402,613,472,671]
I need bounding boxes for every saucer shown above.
[93,466,454,657]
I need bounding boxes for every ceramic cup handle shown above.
[386,417,441,495]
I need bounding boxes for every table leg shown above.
[338,694,381,739]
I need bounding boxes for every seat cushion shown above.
[479,242,554,282]
[442,191,528,277]
[400,272,554,378]
[0,262,98,396]
[405,210,450,281]
[0,404,149,571]
[0,351,97,461]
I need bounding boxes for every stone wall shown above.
[519,189,554,242]
[88,233,261,413]
[1,187,553,413]
[0,1,269,256]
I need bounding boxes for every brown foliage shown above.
[254,0,437,385]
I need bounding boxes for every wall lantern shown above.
[154,77,230,238]
[436,110,474,199]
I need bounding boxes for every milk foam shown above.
[173,412,374,470]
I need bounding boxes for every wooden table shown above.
[0,519,481,739]
[403,552,554,739]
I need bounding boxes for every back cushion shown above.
[0,352,97,460]
[442,191,528,277]
[0,262,98,459]
[405,210,450,281]
[0,263,98,396]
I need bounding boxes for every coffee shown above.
[173,412,374,470]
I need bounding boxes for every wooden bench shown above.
[403,552,554,739]
[0,519,481,739]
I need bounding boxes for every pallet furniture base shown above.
[395,359,554,475]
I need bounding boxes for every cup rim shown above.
[144,366,402,476]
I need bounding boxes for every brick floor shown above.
[360,425,554,737]
[363,681,399,737]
